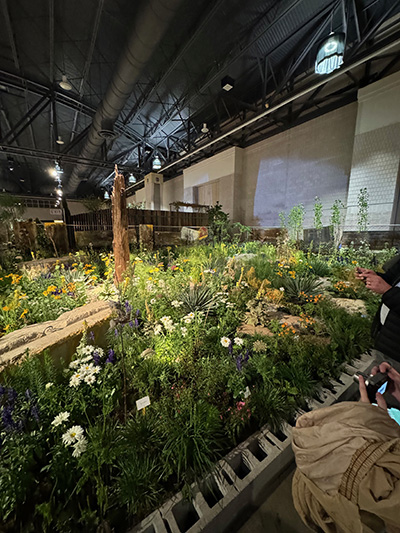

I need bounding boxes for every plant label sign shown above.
[136,396,151,411]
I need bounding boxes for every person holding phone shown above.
[292,362,400,533]
[355,254,400,365]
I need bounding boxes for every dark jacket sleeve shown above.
[380,255,400,285]
[381,287,400,314]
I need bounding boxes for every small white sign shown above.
[136,395,151,411]
[50,209,62,215]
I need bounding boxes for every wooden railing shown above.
[72,209,208,232]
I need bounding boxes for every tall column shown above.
[112,166,129,284]
[144,172,164,210]
[345,71,400,231]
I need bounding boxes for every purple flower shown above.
[105,349,115,364]
[244,349,250,363]
[31,405,40,422]
[125,301,132,315]
[228,342,233,355]
[236,355,243,372]
[114,328,119,337]
[0,385,5,396]
[7,388,17,405]
[135,309,140,317]
[2,406,14,430]
[93,352,101,366]
[134,318,139,328]
[128,321,134,328]
[89,331,95,341]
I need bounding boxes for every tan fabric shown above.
[292,402,400,533]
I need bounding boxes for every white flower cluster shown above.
[171,300,184,308]
[202,269,216,274]
[183,312,195,324]
[62,425,87,457]
[160,315,175,332]
[220,336,243,347]
[68,344,104,388]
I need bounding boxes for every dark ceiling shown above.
[0,0,400,198]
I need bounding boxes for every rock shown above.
[332,298,367,315]
[230,253,257,262]
[279,315,302,327]
[317,277,332,290]
[237,324,273,337]
[140,348,155,359]
[0,301,117,370]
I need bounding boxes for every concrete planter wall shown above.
[129,353,373,533]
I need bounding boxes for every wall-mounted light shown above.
[315,33,345,75]
[152,155,162,171]
[59,75,73,91]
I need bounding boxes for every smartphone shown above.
[354,371,389,402]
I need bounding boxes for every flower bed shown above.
[0,243,390,531]
[0,253,113,336]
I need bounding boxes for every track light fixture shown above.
[315,32,345,75]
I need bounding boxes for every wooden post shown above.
[112,165,129,284]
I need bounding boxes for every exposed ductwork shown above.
[65,0,184,194]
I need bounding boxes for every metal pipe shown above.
[65,0,184,193]
[161,34,400,173]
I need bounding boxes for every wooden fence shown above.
[72,209,208,232]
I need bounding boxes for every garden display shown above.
[0,241,395,532]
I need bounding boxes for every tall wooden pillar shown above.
[112,166,129,284]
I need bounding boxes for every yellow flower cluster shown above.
[43,285,57,296]
[4,273,22,285]
[334,281,348,292]
[300,313,315,329]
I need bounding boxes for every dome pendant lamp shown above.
[315,32,345,75]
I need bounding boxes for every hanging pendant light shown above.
[104,191,110,200]
[59,75,73,90]
[128,173,136,184]
[315,32,345,75]
[152,155,162,171]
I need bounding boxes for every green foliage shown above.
[287,204,305,242]
[357,187,369,233]
[180,284,218,314]
[207,202,230,243]
[330,199,345,247]
[307,256,331,277]
[313,196,323,230]
[280,275,322,301]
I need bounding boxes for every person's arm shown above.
[381,286,400,314]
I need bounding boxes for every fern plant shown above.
[180,285,218,314]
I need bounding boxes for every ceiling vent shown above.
[98,129,118,140]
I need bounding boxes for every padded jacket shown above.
[374,255,400,362]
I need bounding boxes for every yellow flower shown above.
[19,309,28,319]
[2,306,10,312]
[4,324,11,332]
[91,275,97,281]
[72,263,78,267]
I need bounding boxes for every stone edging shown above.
[129,353,374,533]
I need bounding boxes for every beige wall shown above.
[22,200,88,221]
[163,174,183,210]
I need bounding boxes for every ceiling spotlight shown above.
[128,173,136,184]
[7,157,14,171]
[56,135,64,145]
[59,74,73,91]
[315,33,345,75]
[152,155,162,171]
[221,75,235,92]
[201,123,209,134]
[104,191,110,200]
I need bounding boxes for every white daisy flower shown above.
[187,312,195,319]
[234,337,244,346]
[160,316,172,324]
[51,411,70,427]
[62,425,84,446]
[93,348,104,357]
[84,374,96,385]
[171,300,183,308]
[184,317,192,324]
[154,324,162,335]
[69,373,82,388]
[81,345,95,355]
[150,298,156,304]
[220,336,231,347]
[279,287,285,292]
[79,355,93,363]
[69,360,80,369]
[72,437,87,458]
